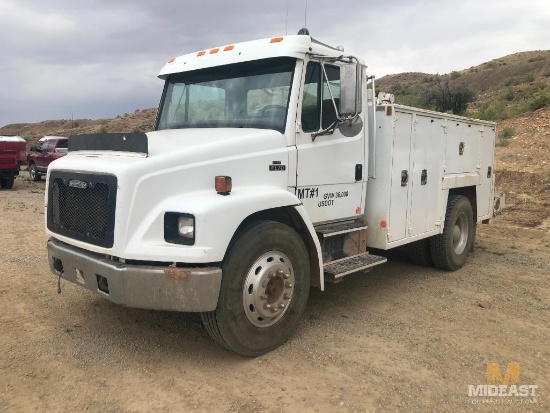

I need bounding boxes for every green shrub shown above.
[499,126,514,140]
[529,92,550,111]
[497,127,514,147]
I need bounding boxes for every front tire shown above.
[201,221,310,356]
[29,164,40,181]
[430,195,475,271]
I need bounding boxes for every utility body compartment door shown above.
[408,115,446,237]
[387,111,413,242]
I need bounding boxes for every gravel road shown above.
[1,177,548,412]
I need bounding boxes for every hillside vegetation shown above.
[0,51,549,230]
[376,50,550,120]
[1,50,549,146]
[0,109,157,149]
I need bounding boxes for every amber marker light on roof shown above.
[270,37,284,43]
[215,176,232,195]
[223,45,234,51]
[197,51,206,56]
[168,58,176,63]
[210,48,220,54]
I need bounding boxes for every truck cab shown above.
[46,34,502,356]
[28,136,68,181]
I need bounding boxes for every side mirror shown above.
[30,145,38,152]
[339,64,362,116]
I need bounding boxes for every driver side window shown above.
[40,140,54,152]
[301,62,340,132]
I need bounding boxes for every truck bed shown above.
[0,150,18,170]
[365,103,496,250]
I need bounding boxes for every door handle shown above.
[401,170,408,187]
[355,164,362,181]
[421,169,428,185]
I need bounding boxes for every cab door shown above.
[36,139,54,171]
[295,62,365,224]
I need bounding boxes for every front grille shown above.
[47,171,117,248]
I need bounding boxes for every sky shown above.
[0,0,549,127]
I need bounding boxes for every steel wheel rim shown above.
[452,212,469,255]
[30,167,35,179]
[243,251,295,328]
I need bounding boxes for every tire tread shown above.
[430,195,473,271]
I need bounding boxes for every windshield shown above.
[156,57,296,133]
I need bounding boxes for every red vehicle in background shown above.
[0,135,27,189]
[28,136,68,181]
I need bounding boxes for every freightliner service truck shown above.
[46,32,504,356]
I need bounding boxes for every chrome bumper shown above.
[47,238,222,312]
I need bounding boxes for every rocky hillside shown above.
[1,52,549,230]
[0,109,157,149]
[376,50,550,120]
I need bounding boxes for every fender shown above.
[122,186,315,264]
[291,204,325,290]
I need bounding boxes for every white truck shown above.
[46,32,503,356]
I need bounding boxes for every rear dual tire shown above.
[430,195,475,271]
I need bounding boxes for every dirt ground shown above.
[0,170,548,413]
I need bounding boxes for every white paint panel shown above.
[445,120,480,174]
[388,111,413,242]
[409,115,446,237]
[477,124,497,219]
[297,183,365,223]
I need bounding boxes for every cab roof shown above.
[158,35,364,79]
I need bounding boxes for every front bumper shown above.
[47,238,222,312]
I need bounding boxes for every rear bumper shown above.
[0,169,19,177]
[47,238,222,312]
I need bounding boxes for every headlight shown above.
[177,216,194,238]
[164,213,195,245]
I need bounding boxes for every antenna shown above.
[285,0,289,35]
[304,0,308,27]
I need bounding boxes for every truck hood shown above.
[52,128,287,174]
[146,128,286,158]
[47,127,291,253]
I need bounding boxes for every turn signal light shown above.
[215,176,232,195]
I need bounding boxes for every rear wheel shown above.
[29,164,40,181]
[0,177,14,189]
[430,195,474,271]
[409,238,433,267]
[201,221,310,356]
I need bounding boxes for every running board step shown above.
[324,253,387,283]
[315,221,367,238]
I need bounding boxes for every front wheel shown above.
[430,195,475,271]
[29,164,40,181]
[201,221,310,356]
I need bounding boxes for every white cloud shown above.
[0,0,548,126]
